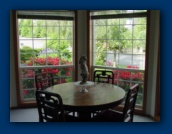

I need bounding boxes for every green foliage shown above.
[20,46,42,61]
[34,21,42,38]
[19,19,32,37]
[19,19,73,62]
[94,16,146,66]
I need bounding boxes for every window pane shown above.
[33,39,46,49]
[133,54,145,69]
[94,52,105,66]
[33,19,46,26]
[18,19,32,26]
[47,55,60,65]
[94,40,107,52]
[20,53,34,67]
[133,40,146,53]
[107,40,119,52]
[60,26,73,39]
[107,26,119,39]
[17,10,75,102]
[118,80,131,92]
[22,79,34,89]
[56,78,72,84]
[131,71,144,82]
[23,89,35,99]
[119,40,132,53]
[57,67,73,77]
[19,26,32,38]
[19,39,33,48]
[47,39,60,52]
[119,25,132,39]
[21,69,35,78]
[117,54,132,68]
[47,20,59,26]
[60,20,72,26]
[104,52,115,67]
[133,25,146,39]
[91,10,147,108]
[107,19,119,25]
[120,18,128,24]
[60,53,72,65]
[47,27,59,39]
[94,26,107,39]
[134,18,146,24]
[94,19,106,25]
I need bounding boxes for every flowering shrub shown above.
[113,65,143,84]
[42,68,59,74]
[22,56,73,98]
[111,65,144,105]
[126,65,139,69]
[22,69,34,78]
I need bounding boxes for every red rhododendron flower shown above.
[61,78,67,83]
[112,65,143,84]
[25,56,72,81]
[23,90,29,95]
[65,72,70,76]
[51,69,58,74]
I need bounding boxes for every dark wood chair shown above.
[93,70,114,84]
[35,72,54,90]
[91,84,139,122]
[35,90,80,122]
[92,70,115,117]
[35,72,77,117]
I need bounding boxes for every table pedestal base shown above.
[77,112,92,121]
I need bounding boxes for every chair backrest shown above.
[35,90,65,122]
[122,84,139,122]
[93,70,114,84]
[35,72,54,90]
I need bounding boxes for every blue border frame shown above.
[1,0,170,133]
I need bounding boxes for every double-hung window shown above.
[90,10,148,109]
[14,10,75,104]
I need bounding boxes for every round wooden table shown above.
[45,82,126,121]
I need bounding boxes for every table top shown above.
[45,82,126,112]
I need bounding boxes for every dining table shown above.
[45,81,126,121]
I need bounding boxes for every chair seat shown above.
[91,110,124,122]
[91,84,139,122]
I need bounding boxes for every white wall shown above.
[10,10,160,118]
[146,10,160,116]
[10,12,17,107]
[77,10,88,80]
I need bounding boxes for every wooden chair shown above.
[91,84,139,122]
[93,70,114,84]
[35,90,79,122]
[35,72,54,90]
[35,73,77,117]
[92,70,115,117]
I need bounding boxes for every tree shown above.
[34,20,42,38]
[19,19,32,37]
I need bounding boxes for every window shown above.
[90,10,148,109]
[15,10,75,102]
